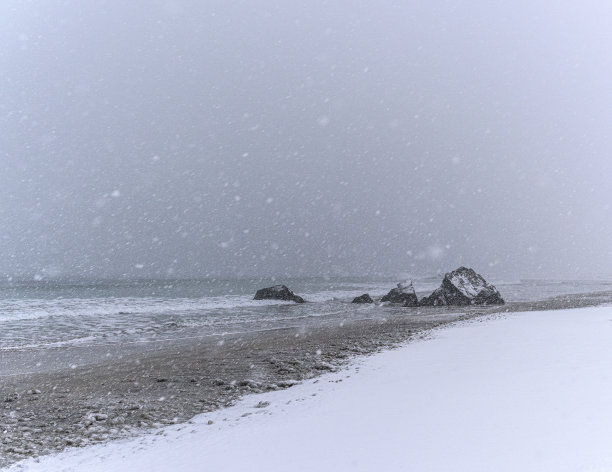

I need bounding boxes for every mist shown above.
[1,0,611,280]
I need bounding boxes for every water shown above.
[0,277,610,353]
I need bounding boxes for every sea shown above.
[1,277,611,355]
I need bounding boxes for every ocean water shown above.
[0,277,610,353]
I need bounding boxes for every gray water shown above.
[0,277,610,353]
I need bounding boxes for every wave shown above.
[0,281,401,324]
[0,296,295,324]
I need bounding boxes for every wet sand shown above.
[2,290,611,468]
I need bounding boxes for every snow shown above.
[396,280,414,292]
[450,272,484,297]
[7,306,612,472]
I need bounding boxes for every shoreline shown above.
[13,305,612,471]
[2,290,612,468]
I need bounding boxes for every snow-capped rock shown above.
[381,281,418,306]
[420,267,504,306]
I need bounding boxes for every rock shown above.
[254,285,305,303]
[352,293,374,304]
[4,393,20,402]
[277,380,299,388]
[237,379,262,388]
[380,281,418,306]
[420,267,504,306]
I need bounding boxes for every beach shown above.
[6,303,612,471]
[2,287,612,469]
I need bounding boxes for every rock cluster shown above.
[254,285,305,303]
[254,268,503,308]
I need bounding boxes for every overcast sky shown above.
[1,0,611,279]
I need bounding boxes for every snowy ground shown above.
[6,306,612,472]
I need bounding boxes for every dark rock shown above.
[254,285,305,303]
[352,294,374,304]
[420,267,504,306]
[380,281,418,307]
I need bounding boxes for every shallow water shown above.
[0,277,610,352]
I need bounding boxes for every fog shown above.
[1,0,611,280]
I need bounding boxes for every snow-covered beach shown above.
[7,305,612,472]
[4,278,610,467]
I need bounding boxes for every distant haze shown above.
[1,1,611,279]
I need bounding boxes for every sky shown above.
[1,0,611,279]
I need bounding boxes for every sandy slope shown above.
[7,306,612,472]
